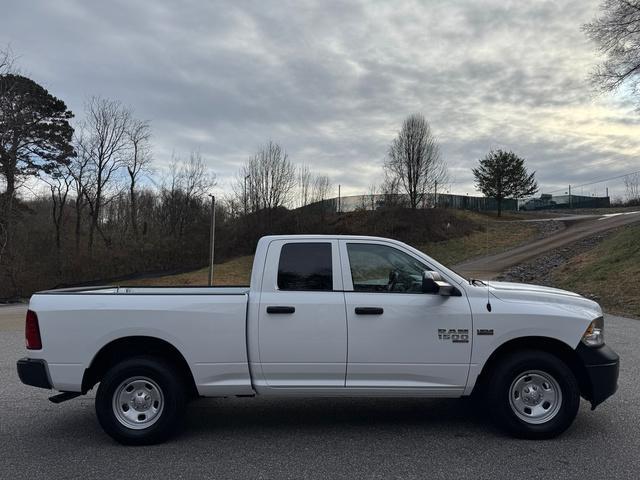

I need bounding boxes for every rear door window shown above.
[277,243,333,291]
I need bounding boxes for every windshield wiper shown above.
[469,278,486,286]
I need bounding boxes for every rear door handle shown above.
[266,306,295,314]
[355,307,384,315]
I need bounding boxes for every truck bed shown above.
[28,286,254,396]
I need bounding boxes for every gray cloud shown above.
[2,0,638,199]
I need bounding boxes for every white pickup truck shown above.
[17,235,619,444]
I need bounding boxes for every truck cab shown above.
[249,236,472,394]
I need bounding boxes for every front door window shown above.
[347,243,429,293]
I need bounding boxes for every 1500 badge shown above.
[438,328,469,343]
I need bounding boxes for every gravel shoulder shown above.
[497,228,620,286]
[497,223,640,319]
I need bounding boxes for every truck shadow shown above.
[185,396,492,436]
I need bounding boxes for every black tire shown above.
[486,349,580,439]
[95,356,187,445]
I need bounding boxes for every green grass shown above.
[552,224,640,319]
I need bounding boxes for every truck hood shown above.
[488,281,581,298]
[486,281,602,316]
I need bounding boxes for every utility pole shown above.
[338,184,341,213]
[568,185,572,208]
[434,181,438,208]
[208,195,216,287]
[243,175,250,215]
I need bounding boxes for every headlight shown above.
[582,316,604,347]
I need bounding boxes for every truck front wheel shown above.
[95,356,186,445]
[486,350,580,439]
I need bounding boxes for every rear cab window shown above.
[277,242,333,291]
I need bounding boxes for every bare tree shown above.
[311,174,332,204]
[42,164,73,251]
[298,164,312,207]
[625,172,640,203]
[231,169,253,215]
[181,151,215,202]
[158,154,183,237]
[0,45,14,75]
[247,141,296,211]
[380,170,403,208]
[67,143,91,252]
[160,151,215,237]
[75,97,132,252]
[367,183,378,210]
[584,1,640,98]
[126,119,152,238]
[384,114,448,209]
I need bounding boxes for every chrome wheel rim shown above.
[112,376,164,430]
[509,370,562,424]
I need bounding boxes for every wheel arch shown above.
[81,336,198,398]
[472,336,593,401]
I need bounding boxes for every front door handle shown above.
[266,306,295,314]
[355,307,384,315]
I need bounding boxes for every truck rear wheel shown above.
[486,350,580,439]
[95,356,186,445]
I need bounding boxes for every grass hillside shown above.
[124,256,254,286]
[552,224,640,318]
[126,210,537,287]
[421,211,537,266]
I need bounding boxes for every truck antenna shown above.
[486,212,492,312]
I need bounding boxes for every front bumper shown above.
[576,343,619,409]
[17,358,52,389]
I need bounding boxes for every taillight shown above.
[25,310,42,350]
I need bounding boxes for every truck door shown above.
[257,239,347,387]
[339,240,472,394]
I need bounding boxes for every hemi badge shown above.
[477,329,494,335]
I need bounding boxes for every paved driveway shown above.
[1,306,637,479]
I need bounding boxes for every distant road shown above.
[455,210,640,279]
[0,304,26,332]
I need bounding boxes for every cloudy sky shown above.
[2,0,638,199]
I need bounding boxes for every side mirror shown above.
[422,271,457,296]
[422,271,440,294]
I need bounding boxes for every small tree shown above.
[384,113,448,209]
[472,149,538,216]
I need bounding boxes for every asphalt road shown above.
[455,210,640,278]
[0,306,638,479]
